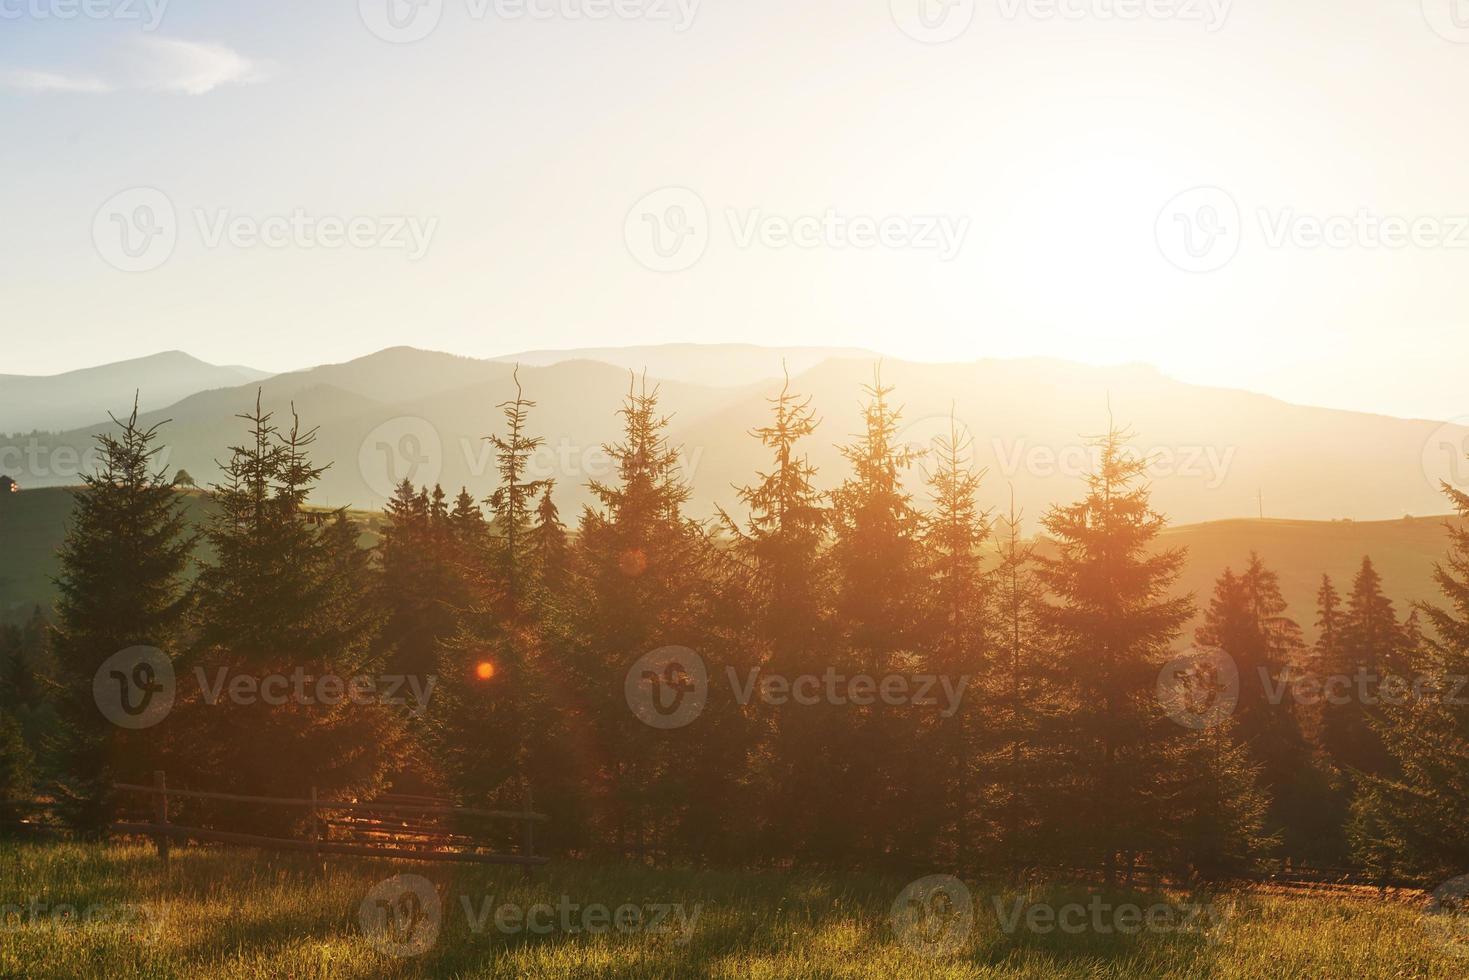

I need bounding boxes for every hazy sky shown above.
[3,0,1468,423]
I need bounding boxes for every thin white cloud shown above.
[2,69,113,94]
[2,38,266,97]
[129,37,267,96]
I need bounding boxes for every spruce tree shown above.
[719,368,829,860]
[919,413,990,868]
[51,399,193,833]
[183,397,402,823]
[977,496,1056,876]
[824,368,928,863]
[1195,554,1321,857]
[1035,425,1193,883]
[1350,485,1469,880]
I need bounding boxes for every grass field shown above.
[1,842,1465,979]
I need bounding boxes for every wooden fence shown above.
[110,771,549,870]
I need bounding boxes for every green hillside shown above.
[0,486,384,624]
[3,485,1460,638]
[1159,514,1464,641]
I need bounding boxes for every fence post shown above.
[521,785,535,878]
[310,786,320,864]
[153,770,170,868]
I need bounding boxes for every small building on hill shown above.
[0,476,18,493]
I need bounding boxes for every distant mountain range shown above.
[0,351,271,435]
[2,344,1467,526]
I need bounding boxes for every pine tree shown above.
[719,368,829,860]
[526,484,568,598]
[0,709,34,832]
[1162,711,1276,881]
[824,367,929,863]
[1350,485,1469,881]
[1320,557,1403,781]
[379,480,460,678]
[486,367,552,606]
[183,397,402,823]
[978,495,1057,876]
[432,371,555,813]
[1035,425,1193,883]
[51,398,194,833]
[1195,554,1322,857]
[919,412,990,868]
[567,373,733,860]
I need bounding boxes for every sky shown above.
[2,0,1468,423]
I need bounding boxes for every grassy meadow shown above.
[1,841,1464,979]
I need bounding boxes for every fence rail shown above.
[110,770,548,870]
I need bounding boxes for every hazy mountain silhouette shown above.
[0,351,270,435]
[2,345,1465,525]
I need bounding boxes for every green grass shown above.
[1,841,1465,978]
